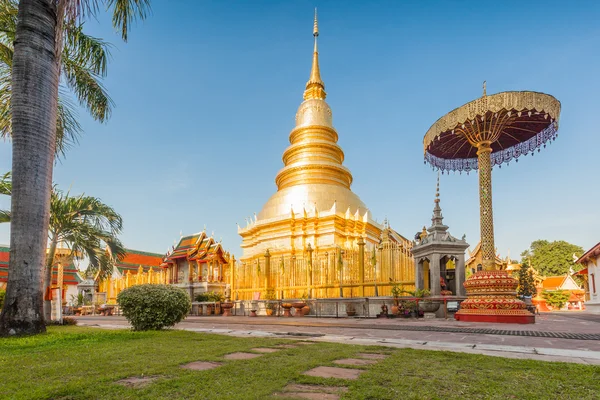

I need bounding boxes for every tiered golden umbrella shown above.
[423,84,560,323]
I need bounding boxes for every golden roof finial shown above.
[483,80,487,97]
[304,8,326,100]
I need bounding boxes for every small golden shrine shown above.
[236,12,414,300]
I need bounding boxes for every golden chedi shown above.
[237,12,414,300]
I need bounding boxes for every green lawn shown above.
[0,327,598,400]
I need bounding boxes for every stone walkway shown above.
[157,341,388,400]
[76,312,600,365]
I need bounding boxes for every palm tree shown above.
[44,189,126,320]
[1,0,150,336]
[0,0,113,157]
[0,171,10,223]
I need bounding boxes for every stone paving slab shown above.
[333,358,378,366]
[356,353,388,360]
[181,361,222,370]
[224,352,263,360]
[283,384,348,394]
[251,347,280,353]
[273,392,340,399]
[115,375,161,388]
[303,366,364,380]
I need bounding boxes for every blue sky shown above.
[1,0,599,260]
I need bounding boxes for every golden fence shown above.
[234,241,415,300]
[97,266,168,304]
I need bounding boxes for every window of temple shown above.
[477,264,482,272]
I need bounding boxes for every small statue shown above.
[224,284,232,302]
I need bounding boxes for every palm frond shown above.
[106,0,152,42]
[0,209,9,223]
[62,57,114,122]
[0,170,10,195]
[49,188,124,278]
[0,0,17,40]
[56,89,82,157]
[0,63,10,139]
[0,42,12,67]
[64,23,111,77]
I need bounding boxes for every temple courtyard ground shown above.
[1,325,599,400]
[76,311,600,365]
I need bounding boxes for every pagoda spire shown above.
[430,172,447,230]
[304,8,326,100]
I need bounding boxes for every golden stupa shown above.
[236,12,414,300]
[239,12,381,259]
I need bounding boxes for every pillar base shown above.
[455,310,534,324]
[455,270,535,324]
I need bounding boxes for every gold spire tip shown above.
[313,8,319,37]
[483,80,487,97]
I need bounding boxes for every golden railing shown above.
[234,241,415,301]
[97,266,168,304]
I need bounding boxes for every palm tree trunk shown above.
[0,0,60,335]
[43,236,58,321]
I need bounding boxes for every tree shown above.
[0,171,9,223]
[517,261,536,298]
[1,0,150,336]
[0,0,113,157]
[520,240,584,277]
[44,189,126,320]
[541,290,570,310]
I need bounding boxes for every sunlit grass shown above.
[0,326,597,399]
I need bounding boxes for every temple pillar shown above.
[358,238,365,297]
[415,259,423,290]
[188,261,193,283]
[456,253,466,296]
[430,254,441,296]
[230,255,236,292]
[264,249,271,290]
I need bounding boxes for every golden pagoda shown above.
[237,11,414,300]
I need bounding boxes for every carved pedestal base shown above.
[454,270,535,324]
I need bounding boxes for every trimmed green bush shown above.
[0,288,5,309]
[194,291,224,302]
[117,284,191,331]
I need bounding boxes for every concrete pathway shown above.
[75,312,600,365]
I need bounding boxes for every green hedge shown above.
[0,289,5,309]
[117,284,191,331]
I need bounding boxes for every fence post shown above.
[264,249,271,291]
[307,243,313,298]
[358,239,365,297]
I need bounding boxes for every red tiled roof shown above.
[1,245,81,285]
[541,276,566,290]
[115,249,164,274]
[576,242,600,265]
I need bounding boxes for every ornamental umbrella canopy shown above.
[423,84,561,324]
[424,85,560,270]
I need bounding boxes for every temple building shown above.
[575,242,600,314]
[1,244,82,302]
[465,241,510,274]
[161,230,232,298]
[236,13,414,300]
[97,249,165,304]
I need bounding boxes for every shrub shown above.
[194,291,224,303]
[0,289,5,309]
[117,284,191,331]
[541,290,570,310]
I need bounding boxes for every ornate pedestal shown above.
[455,270,534,324]
[221,302,233,317]
[282,303,293,317]
[292,302,306,317]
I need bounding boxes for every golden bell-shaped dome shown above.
[257,11,366,221]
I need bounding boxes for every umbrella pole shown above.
[476,141,496,271]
